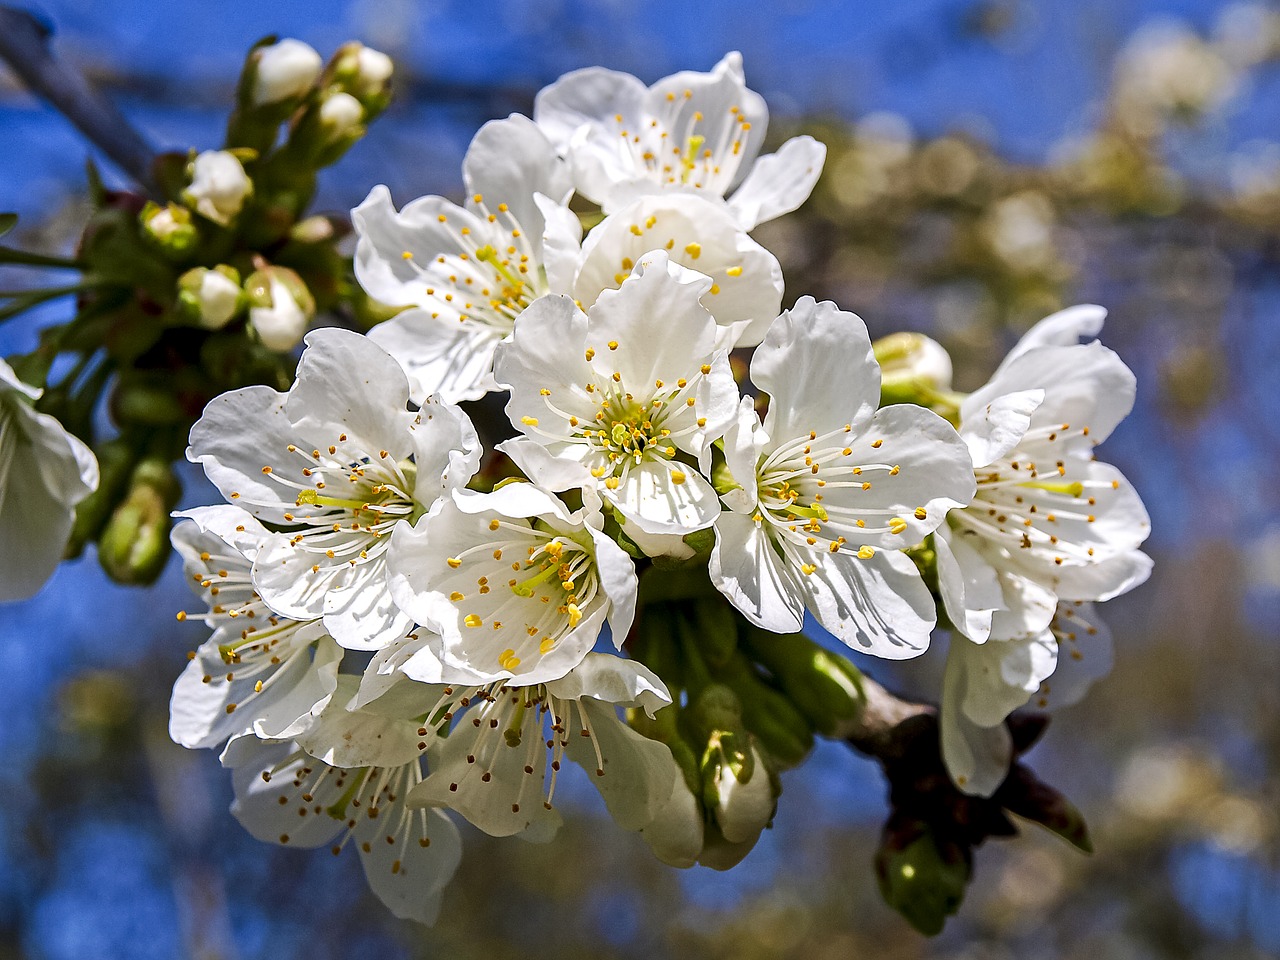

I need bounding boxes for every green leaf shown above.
[0,213,16,237]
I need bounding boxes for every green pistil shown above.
[325,770,366,820]
[1018,480,1084,498]
[680,134,706,183]
[510,561,563,598]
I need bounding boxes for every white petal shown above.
[252,637,343,740]
[610,458,722,536]
[407,397,481,501]
[709,512,805,634]
[226,737,346,848]
[958,388,1044,468]
[584,252,718,392]
[639,775,704,868]
[462,114,571,252]
[352,186,483,308]
[933,523,1003,643]
[727,135,827,230]
[940,642,1013,798]
[1037,602,1114,710]
[408,721,563,840]
[351,634,444,710]
[719,396,763,514]
[802,546,936,660]
[543,652,670,714]
[368,308,503,404]
[966,342,1136,446]
[534,192,584,294]
[356,805,461,926]
[296,677,424,768]
[952,630,1058,729]
[565,698,679,830]
[288,328,416,452]
[987,570,1058,642]
[574,194,783,342]
[998,304,1107,370]
[753,297,880,442]
[588,527,640,647]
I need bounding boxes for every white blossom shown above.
[406,653,676,842]
[353,115,573,403]
[709,298,975,658]
[936,306,1152,795]
[186,328,479,650]
[533,52,826,230]
[223,732,461,925]
[0,359,98,601]
[493,252,740,541]
[168,506,341,749]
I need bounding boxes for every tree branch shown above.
[0,6,157,195]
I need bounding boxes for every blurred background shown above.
[2,0,1279,957]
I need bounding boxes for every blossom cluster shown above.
[167,52,1151,922]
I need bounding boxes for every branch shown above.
[0,6,157,194]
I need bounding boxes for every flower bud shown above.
[706,743,775,844]
[138,202,197,255]
[874,331,953,392]
[183,150,253,226]
[252,38,322,106]
[98,458,181,585]
[875,820,970,936]
[332,42,394,101]
[245,266,315,351]
[318,91,365,139]
[177,265,242,329]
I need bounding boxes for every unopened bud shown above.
[332,42,394,102]
[98,459,181,585]
[178,265,242,329]
[706,743,775,844]
[318,91,365,138]
[183,151,253,226]
[139,202,197,255]
[252,38,323,106]
[875,332,953,392]
[245,266,315,351]
[875,821,970,936]
[290,215,335,244]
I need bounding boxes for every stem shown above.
[834,673,935,760]
[0,6,158,194]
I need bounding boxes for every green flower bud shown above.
[98,459,181,585]
[138,202,197,257]
[331,42,394,112]
[874,332,961,417]
[177,265,242,329]
[875,823,970,936]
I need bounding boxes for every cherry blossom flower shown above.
[709,298,975,658]
[407,653,677,842]
[533,52,825,230]
[186,328,479,650]
[493,252,739,540]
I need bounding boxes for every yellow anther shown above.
[889,517,908,535]
[447,557,462,569]
[800,563,818,575]
[709,284,720,295]
[914,507,928,520]
[401,250,413,260]
[684,242,702,259]
[671,470,687,485]
[700,364,711,375]
[607,340,619,350]
[521,416,539,427]
[857,546,876,560]
[465,615,483,628]
[726,265,743,277]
